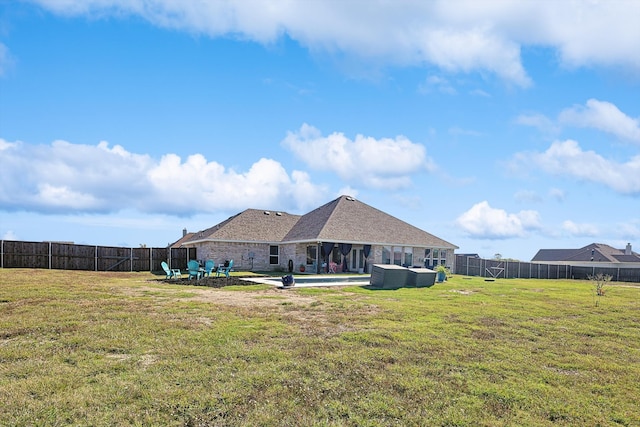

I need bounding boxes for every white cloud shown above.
[27,1,640,86]
[456,201,541,239]
[282,123,435,190]
[0,138,325,215]
[514,139,640,194]
[617,222,640,240]
[562,220,598,237]
[0,138,18,150]
[559,99,640,144]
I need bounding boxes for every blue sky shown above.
[1,0,639,260]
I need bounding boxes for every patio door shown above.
[351,249,365,272]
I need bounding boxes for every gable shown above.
[284,196,457,248]
[181,195,457,249]
[184,209,301,244]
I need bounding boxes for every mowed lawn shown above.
[1,269,639,426]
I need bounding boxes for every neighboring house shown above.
[170,228,195,248]
[179,195,458,273]
[532,243,640,264]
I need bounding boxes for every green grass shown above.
[1,269,639,426]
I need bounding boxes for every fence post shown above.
[517,261,521,279]
[1,240,3,269]
[49,241,52,270]
[95,246,98,271]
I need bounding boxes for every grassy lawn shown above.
[1,269,639,426]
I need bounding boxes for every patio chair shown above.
[161,261,181,279]
[204,260,215,277]
[187,260,202,280]
[216,259,234,278]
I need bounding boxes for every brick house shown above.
[179,195,458,273]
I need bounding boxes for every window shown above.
[331,245,341,264]
[306,246,317,265]
[424,248,433,267]
[440,249,447,263]
[393,247,403,265]
[269,245,279,265]
[404,248,413,267]
[382,246,391,264]
[433,249,439,258]
[351,249,365,269]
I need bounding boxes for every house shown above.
[532,243,640,264]
[170,228,195,248]
[179,195,458,273]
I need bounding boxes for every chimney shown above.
[183,228,187,237]
[625,243,632,255]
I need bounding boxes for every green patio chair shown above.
[187,260,202,280]
[161,261,181,279]
[204,260,215,277]
[216,259,234,278]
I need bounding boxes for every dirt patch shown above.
[160,276,258,288]
[449,289,476,295]
[138,280,319,308]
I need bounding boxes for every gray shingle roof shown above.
[531,249,578,262]
[170,232,195,248]
[185,209,301,243]
[182,195,457,249]
[532,243,640,263]
[283,196,457,248]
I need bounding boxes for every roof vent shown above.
[263,211,270,215]
[275,212,282,216]
[345,196,355,201]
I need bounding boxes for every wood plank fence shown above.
[0,240,196,272]
[454,255,640,283]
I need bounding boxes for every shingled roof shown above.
[181,195,457,249]
[282,195,458,248]
[532,243,640,263]
[184,209,301,244]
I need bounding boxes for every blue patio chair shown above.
[161,261,181,279]
[187,260,202,280]
[204,260,215,277]
[216,259,234,278]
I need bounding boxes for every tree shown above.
[588,273,611,307]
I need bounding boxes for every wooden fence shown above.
[0,240,196,272]
[454,255,640,283]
